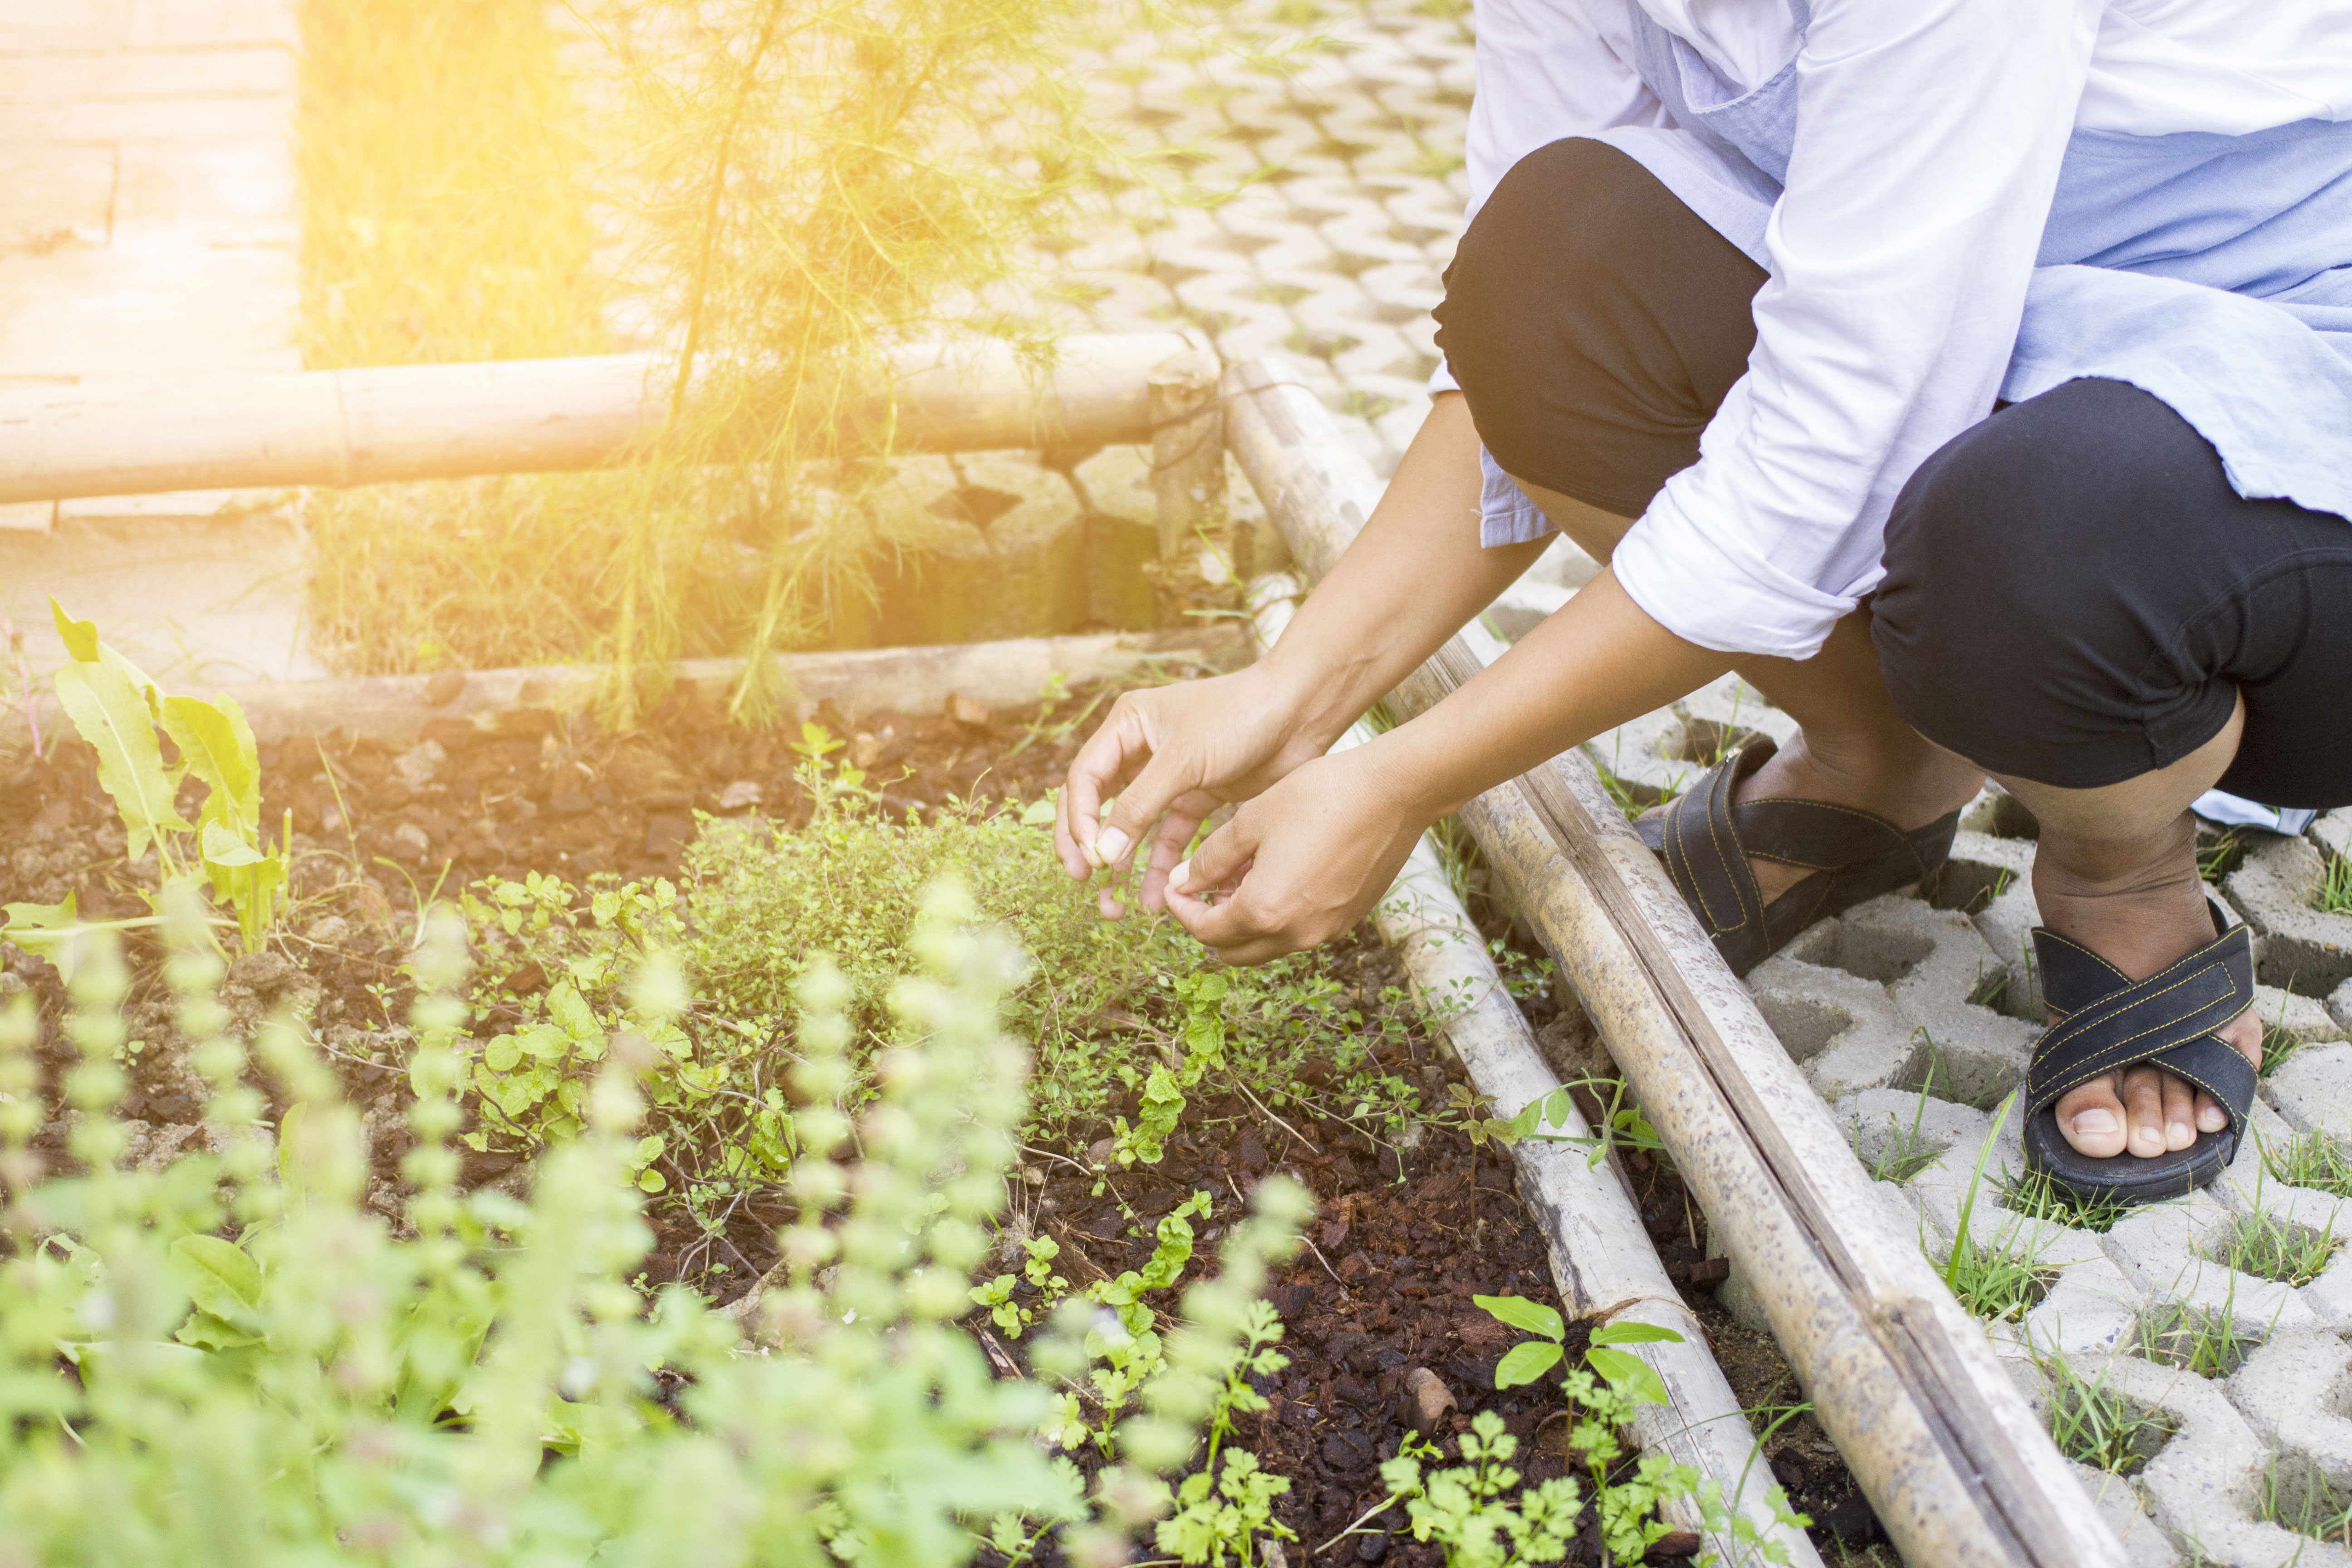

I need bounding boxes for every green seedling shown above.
[3,600,289,975]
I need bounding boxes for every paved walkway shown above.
[0,0,318,681]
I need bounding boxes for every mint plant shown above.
[2,600,289,974]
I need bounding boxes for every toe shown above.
[2160,1071,2198,1152]
[2054,1072,2127,1158]
[2122,1065,2169,1158]
[2195,1089,2228,1134]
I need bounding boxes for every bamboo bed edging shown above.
[1221,361,2127,1568]
[1244,574,1822,1568]
[0,626,1245,758]
[0,331,1207,506]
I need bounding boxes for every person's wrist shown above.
[1346,724,1459,836]
[1255,640,1379,753]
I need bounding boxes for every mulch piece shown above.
[0,681,1889,1565]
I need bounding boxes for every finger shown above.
[2122,1064,2167,1157]
[2054,1072,2126,1158]
[1170,879,1281,954]
[1063,701,1153,867]
[1137,798,1212,911]
[1095,746,1210,873]
[2195,1088,2228,1135]
[1053,778,1089,878]
[1169,812,1254,902]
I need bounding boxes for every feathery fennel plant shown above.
[304,0,1261,701]
[0,883,1303,1563]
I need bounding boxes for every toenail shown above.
[2198,1103,2226,1132]
[2073,1109,2117,1137]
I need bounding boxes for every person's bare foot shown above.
[2034,815,2261,1159]
[1641,727,1984,902]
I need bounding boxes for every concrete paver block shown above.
[2065,1459,2184,1568]
[2226,834,2352,997]
[2267,1042,2352,1140]
[2092,1351,2349,1568]
[2230,1333,2352,1492]
[2103,1194,2320,1344]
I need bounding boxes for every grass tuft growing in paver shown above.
[2038,1357,2178,1477]
[2264,1131,2352,1198]
[2259,1455,2352,1548]
[1998,1168,2132,1235]
[2133,1301,2258,1379]
[2320,849,2352,916]
[2209,1210,2341,1287]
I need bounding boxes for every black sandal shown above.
[1635,738,1961,977]
[2022,907,2258,1205]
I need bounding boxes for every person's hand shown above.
[1161,745,1428,964]
[1055,666,1330,916]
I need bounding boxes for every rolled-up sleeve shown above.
[1609,0,2103,658]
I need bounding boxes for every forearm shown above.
[1256,392,1551,748]
[1358,568,1730,820]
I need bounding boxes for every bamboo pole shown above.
[1220,360,2124,1568]
[1245,573,1822,1568]
[0,626,1242,756]
[0,333,1205,505]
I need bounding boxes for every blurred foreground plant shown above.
[0,882,1302,1561]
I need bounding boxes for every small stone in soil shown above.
[1320,1429,1376,1471]
[1401,1367,1457,1432]
[717,779,763,810]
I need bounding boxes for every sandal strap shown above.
[1651,740,1775,942]
[2026,917,2258,1122]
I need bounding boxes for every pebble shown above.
[1400,1366,1456,1433]
[391,740,447,792]
[717,779,764,811]
[391,823,432,862]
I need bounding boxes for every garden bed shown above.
[0,658,1891,1564]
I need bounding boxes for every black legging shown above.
[1435,137,2352,808]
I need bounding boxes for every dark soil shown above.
[0,683,1895,1567]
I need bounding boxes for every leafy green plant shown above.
[1472,1075,1667,1171]
[1153,1299,1296,1567]
[454,758,1426,1265]
[1470,1296,1807,1565]
[0,881,1306,1563]
[973,1235,1072,1338]
[2,601,289,974]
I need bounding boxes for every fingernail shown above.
[1168,858,1191,892]
[2072,1108,2117,1137]
[1095,827,1130,866]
